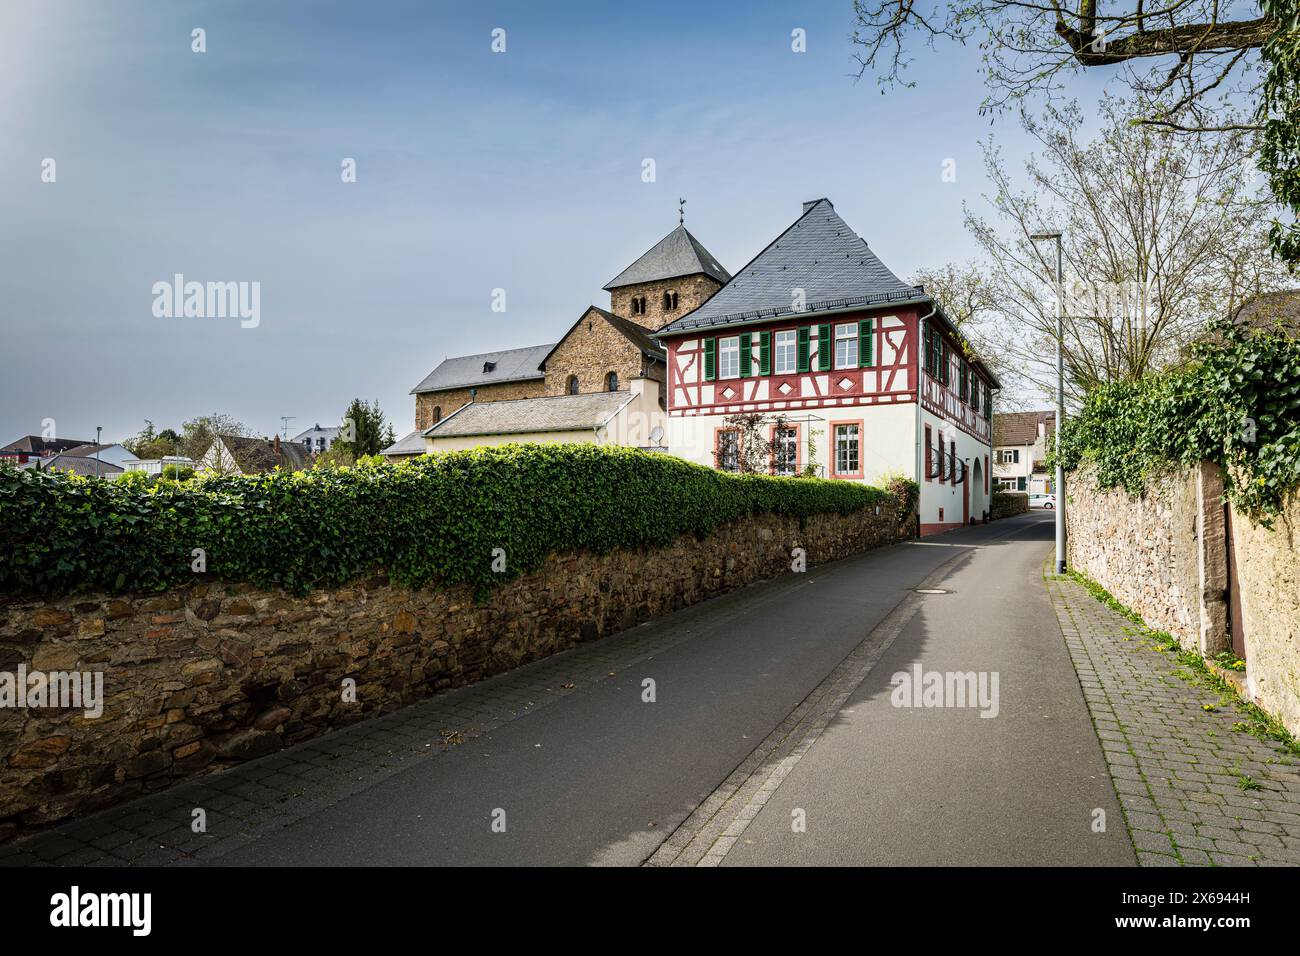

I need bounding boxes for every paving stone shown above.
[1049,574,1300,870]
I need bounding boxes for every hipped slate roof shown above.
[603,225,731,291]
[424,391,634,439]
[655,199,921,335]
[411,343,554,395]
[993,411,1056,446]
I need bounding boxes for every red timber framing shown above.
[664,307,918,417]
[918,316,993,445]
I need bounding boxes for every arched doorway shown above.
[970,457,985,523]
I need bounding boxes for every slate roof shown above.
[603,225,731,291]
[380,429,428,457]
[0,436,95,456]
[29,455,125,477]
[655,199,922,335]
[410,343,554,395]
[424,391,634,439]
[218,435,312,473]
[993,411,1056,447]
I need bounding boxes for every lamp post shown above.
[95,425,102,479]
[1030,230,1066,575]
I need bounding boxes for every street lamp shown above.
[95,425,102,479]
[1030,230,1066,575]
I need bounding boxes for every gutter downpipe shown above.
[915,299,939,538]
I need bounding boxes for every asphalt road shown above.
[214,511,1133,866]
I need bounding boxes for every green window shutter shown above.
[759,331,771,375]
[859,319,873,367]
[941,343,950,385]
[703,338,716,381]
[817,324,831,371]
[739,332,752,377]
[959,362,968,401]
[797,327,810,372]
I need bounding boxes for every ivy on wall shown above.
[0,444,915,597]
[1052,321,1300,521]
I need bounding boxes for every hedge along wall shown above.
[0,445,917,837]
[990,490,1029,520]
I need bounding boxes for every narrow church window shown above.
[433,406,442,424]
[671,291,678,309]
[606,371,619,392]
[567,375,579,395]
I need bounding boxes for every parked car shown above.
[1029,493,1056,509]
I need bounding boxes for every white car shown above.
[1029,493,1056,509]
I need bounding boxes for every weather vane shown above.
[678,198,686,225]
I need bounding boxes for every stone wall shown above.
[990,491,1029,520]
[414,379,546,431]
[1065,461,1205,648]
[1067,459,1299,736]
[608,274,722,332]
[541,307,663,398]
[0,501,913,839]
[1228,492,1300,736]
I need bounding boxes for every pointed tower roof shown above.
[603,224,731,291]
[656,199,921,334]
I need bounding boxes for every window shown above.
[638,296,646,314]
[606,371,618,392]
[671,291,678,309]
[317,437,325,449]
[773,330,796,374]
[663,291,678,311]
[924,425,933,481]
[1012,449,1020,464]
[717,430,740,472]
[567,375,579,395]
[950,440,957,486]
[1017,476,1027,491]
[302,439,312,448]
[433,406,442,424]
[718,336,740,378]
[834,423,860,476]
[774,426,798,476]
[834,323,858,369]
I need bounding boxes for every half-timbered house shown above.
[654,199,1000,535]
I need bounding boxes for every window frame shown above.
[715,428,741,473]
[771,422,800,477]
[830,419,864,479]
[834,322,858,370]
[773,329,797,375]
[718,336,741,379]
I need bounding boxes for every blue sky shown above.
[0,0,1107,444]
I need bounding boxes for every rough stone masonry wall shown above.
[1065,460,1203,648]
[541,309,657,397]
[1067,459,1300,737]
[1228,491,1300,736]
[0,502,912,839]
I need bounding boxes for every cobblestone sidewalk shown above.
[1049,573,1300,867]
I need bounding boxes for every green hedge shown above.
[1052,320,1300,521]
[0,444,911,597]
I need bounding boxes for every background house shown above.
[0,435,95,464]
[293,424,340,456]
[992,410,1056,493]
[199,434,311,474]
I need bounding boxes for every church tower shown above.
[603,217,730,331]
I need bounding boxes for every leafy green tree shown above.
[179,413,249,462]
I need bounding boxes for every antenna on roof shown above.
[280,415,296,439]
[678,198,686,225]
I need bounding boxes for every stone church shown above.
[384,222,730,457]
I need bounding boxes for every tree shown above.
[179,413,250,463]
[850,0,1300,265]
[945,100,1287,404]
[713,412,798,474]
[337,399,390,458]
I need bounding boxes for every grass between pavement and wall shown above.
[0,443,919,599]
[1060,569,1300,762]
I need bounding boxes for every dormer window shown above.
[483,361,496,374]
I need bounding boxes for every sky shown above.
[0,0,1112,445]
